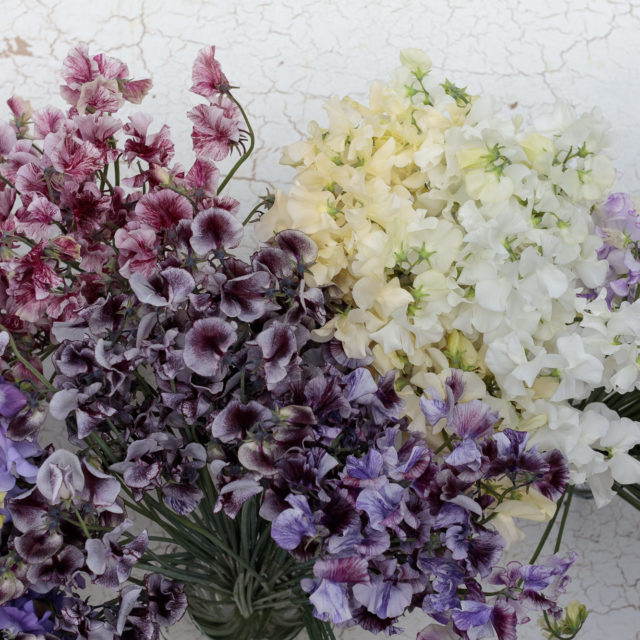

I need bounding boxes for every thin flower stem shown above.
[0,325,55,392]
[73,507,92,539]
[553,485,574,554]
[0,173,19,193]
[217,92,255,195]
[528,490,566,565]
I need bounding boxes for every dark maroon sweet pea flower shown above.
[86,522,148,589]
[183,317,236,378]
[145,573,187,627]
[273,230,318,266]
[134,190,193,231]
[535,449,570,501]
[129,268,195,308]
[211,401,272,445]
[220,271,273,322]
[190,207,243,254]
[26,544,84,586]
[256,322,297,387]
[162,483,203,515]
[14,528,64,564]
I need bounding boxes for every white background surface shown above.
[1,1,640,638]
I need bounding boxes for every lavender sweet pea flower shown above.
[0,591,53,634]
[0,382,27,418]
[271,494,317,550]
[0,429,40,491]
[352,573,412,620]
[302,557,369,624]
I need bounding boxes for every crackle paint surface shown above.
[1,1,639,638]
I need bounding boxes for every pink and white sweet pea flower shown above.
[190,45,229,98]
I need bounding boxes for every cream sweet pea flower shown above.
[260,48,640,505]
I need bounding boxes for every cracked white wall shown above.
[1,1,639,638]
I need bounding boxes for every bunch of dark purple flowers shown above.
[0,43,583,640]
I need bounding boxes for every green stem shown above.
[553,485,574,554]
[217,93,255,195]
[528,490,566,565]
[0,325,55,392]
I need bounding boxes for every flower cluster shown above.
[0,44,583,640]
[256,49,640,505]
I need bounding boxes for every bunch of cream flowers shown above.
[257,49,640,508]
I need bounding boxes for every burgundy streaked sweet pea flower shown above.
[188,103,240,160]
[114,224,158,278]
[134,189,193,231]
[214,477,263,518]
[76,76,124,115]
[183,317,237,378]
[145,573,188,627]
[273,229,319,266]
[448,400,499,441]
[0,121,17,156]
[184,157,220,196]
[190,206,243,254]
[190,45,229,98]
[43,129,104,181]
[13,196,62,242]
[123,113,175,166]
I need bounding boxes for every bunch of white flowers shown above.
[257,49,640,506]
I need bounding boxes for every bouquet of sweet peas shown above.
[0,45,595,640]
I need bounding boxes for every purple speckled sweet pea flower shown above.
[448,400,498,440]
[356,483,405,533]
[302,557,369,625]
[352,572,412,620]
[343,449,385,488]
[451,600,493,639]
